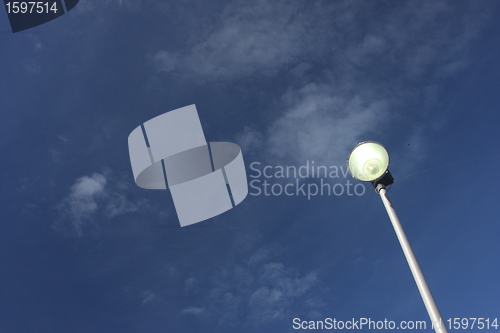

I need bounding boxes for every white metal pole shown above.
[377,185,448,333]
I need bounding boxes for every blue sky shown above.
[1,1,499,332]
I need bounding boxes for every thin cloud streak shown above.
[55,171,148,236]
[151,0,337,80]
[151,1,488,169]
[56,173,107,236]
[234,0,487,167]
[183,242,324,328]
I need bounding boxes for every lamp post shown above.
[347,141,448,333]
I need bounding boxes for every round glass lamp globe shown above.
[347,141,390,182]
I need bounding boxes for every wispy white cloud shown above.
[23,60,41,74]
[247,262,318,324]
[177,241,324,328]
[151,51,178,73]
[55,171,148,236]
[57,135,71,144]
[184,277,199,294]
[151,0,483,82]
[234,126,263,158]
[151,0,336,80]
[266,83,389,165]
[159,234,321,328]
[105,180,147,219]
[181,306,208,316]
[151,1,488,168]
[56,173,106,236]
[235,0,487,167]
[49,135,72,165]
[141,290,161,306]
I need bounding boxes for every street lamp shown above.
[347,141,448,333]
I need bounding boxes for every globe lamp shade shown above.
[347,141,390,182]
